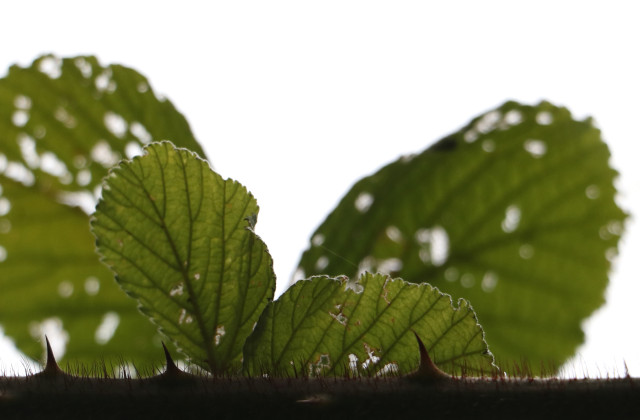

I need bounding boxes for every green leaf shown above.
[0,55,205,366]
[92,142,275,373]
[244,272,494,376]
[296,101,626,373]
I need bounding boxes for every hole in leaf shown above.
[476,110,501,134]
[377,258,403,274]
[354,192,374,213]
[292,267,306,282]
[178,308,193,324]
[84,277,100,295]
[345,280,364,294]
[357,256,376,277]
[524,139,547,158]
[311,233,325,246]
[501,205,521,233]
[38,56,62,79]
[12,110,29,127]
[95,312,120,345]
[136,82,149,93]
[385,225,403,243]
[585,185,600,200]
[76,169,92,186]
[376,363,399,376]
[329,310,348,326]
[348,354,359,373]
[607,220,624,236]
[18,134,39,168]
[536,111,553,125]
[0,198,11,216]
[74,57,93,78]
[54,106,77,129]
[14,95,31,110]
[214,325,226,346]
[361,343,380,370]
[95,69,116,93]
[415,226,449,266]
[315,256,329,271]
[57,190,98,214]
[170,283,184,297]
[57,281,74,298]
[130,122,152,144]
[91,141,121,168]
[4,161,35,186]
[503,109,523,126]
[40,152,70,180]
[30,317,69,359]
[104,112,128,138]
[309,354,331,376]
[125,141,143,159]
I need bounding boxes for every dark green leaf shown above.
[296,101,626,373]
[0,55,205,367]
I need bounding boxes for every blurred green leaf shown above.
[92,142,275,373]
[244,272,494,376]
[296,101,626,373]
[0,55,205,367]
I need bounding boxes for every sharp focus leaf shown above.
[244,272,494,376]
[0,55,205,366]
[92,142,276,373]
[296,101,626,373]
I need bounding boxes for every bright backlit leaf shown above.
[0,55,205,366]
[244,272,494,376]
[92,142,275,373]
[296,101,626,373]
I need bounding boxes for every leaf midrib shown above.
[138,146,217,372]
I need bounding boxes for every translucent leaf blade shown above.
[244,272,494,376]
[296,101,626,373]
[92,142,276,373]
[0,55,205,366]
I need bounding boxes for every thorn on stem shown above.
[37,335,63,377]
[162,342,183,376]
[407,331,451,384]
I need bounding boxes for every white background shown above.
[0,1,639,377]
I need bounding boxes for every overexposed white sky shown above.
[1,1,639,377]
